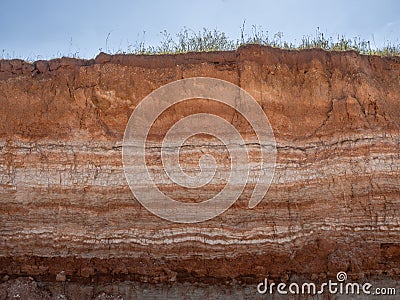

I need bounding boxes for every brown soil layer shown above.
[1,45,400,293]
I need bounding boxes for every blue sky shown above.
[1,0,399,60]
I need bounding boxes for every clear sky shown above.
[1,0,399,60]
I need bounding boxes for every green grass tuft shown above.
[127,26,400,57]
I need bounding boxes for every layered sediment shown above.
[0,45,399,285]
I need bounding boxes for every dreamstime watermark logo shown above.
[122,77,276,223]
[257,271,397,296]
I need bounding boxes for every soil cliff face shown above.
[0,45,400,286]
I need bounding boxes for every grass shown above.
[2,25,400,61]
[127,25,400,57]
